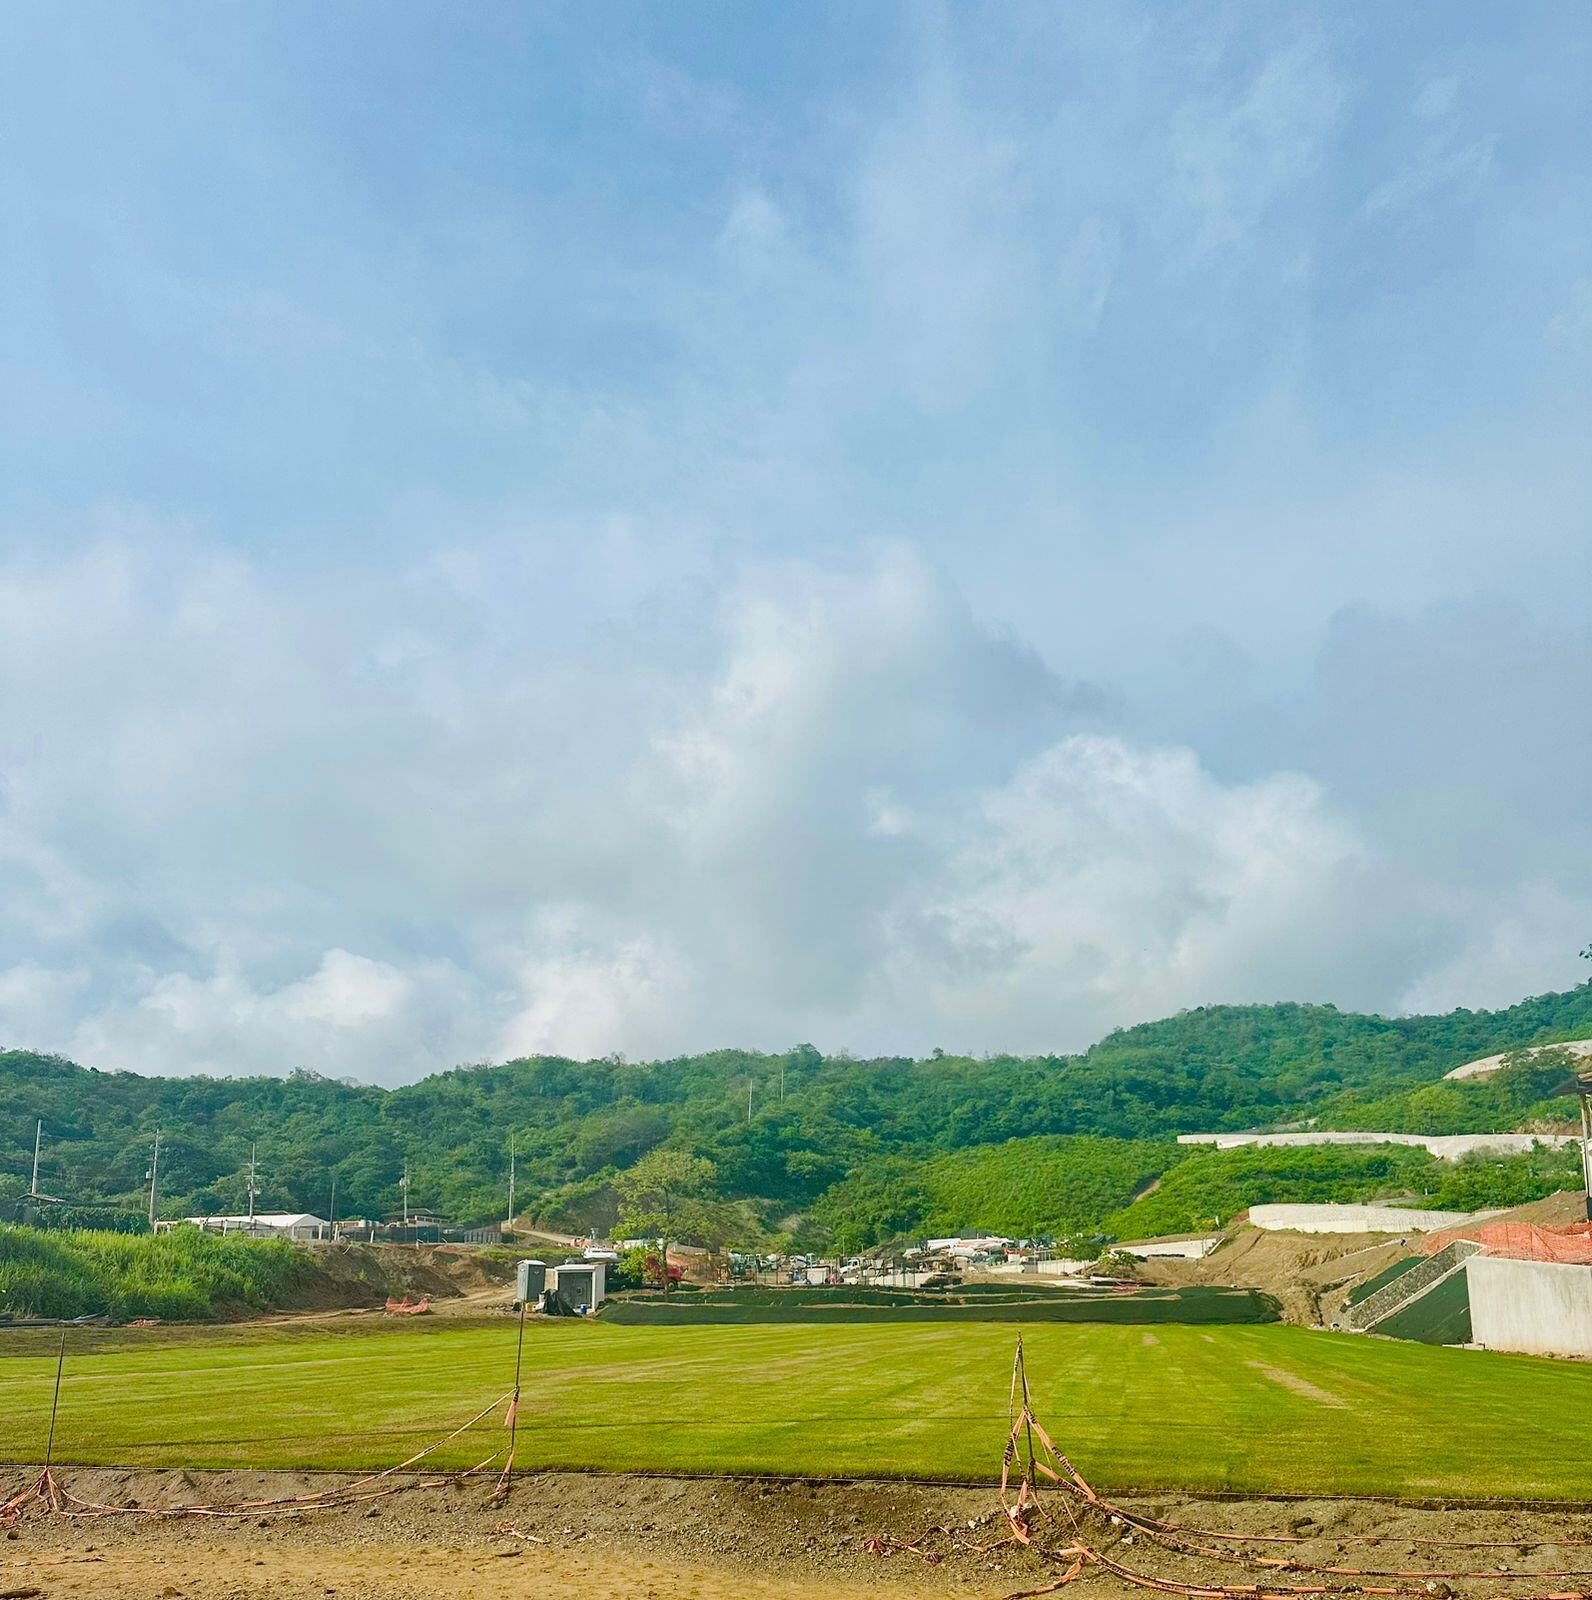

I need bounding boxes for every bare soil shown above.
[273,1244,517,1317]
[4,1467,1591,1600]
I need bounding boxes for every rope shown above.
[870,1340,1592,1600]
[1,1393,515,1525]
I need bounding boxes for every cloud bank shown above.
[1,539,1584,1083]
[2,7,1589,1080]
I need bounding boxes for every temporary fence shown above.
[868,1337,1592,1600]
[1,1308,531,1525]
[1422,1220,1592,1266]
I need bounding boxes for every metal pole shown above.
[1017,1334,1038,1490]
[747,1079,753,1123]
[147,1128,161,1227]
[506,1133,516,1233]
[1578,1076,1592,1222]
[30,1119,42,1196]
[44,1330,67,1471]
[247,1143,258,1225]
[329,1171,338,1239]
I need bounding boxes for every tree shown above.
[614,1149,719,1293]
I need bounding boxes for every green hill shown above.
[3,984,1588,1239]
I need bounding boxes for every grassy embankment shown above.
[2,1317,1590,1500]
[0,1223,309,1320]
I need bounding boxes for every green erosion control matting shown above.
[600,1284,1279,1324]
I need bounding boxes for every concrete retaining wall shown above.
[1118,1236,1219,1260]
[1444,1039,1592,1081]
[1465,1255,1592,1359]
[1247,1203,1476,1235]
[1177,1130,1575,1160]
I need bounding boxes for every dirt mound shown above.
[1465,1188,1588,1228]
[274,1244,516,1315]
[1132,1225,1415,1325]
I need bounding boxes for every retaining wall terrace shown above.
[1247,1203,1477,1235]
[1465,1254,1592,1359]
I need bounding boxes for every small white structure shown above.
[1177,1130,1575,1161]
[183,1213,329,1240]
[514,1260,548,1303]
[1117,1236,1220,1260]
[1466,1255,1592,1359]
[546,1261,607,1310]
[1248,1203,1477,1235]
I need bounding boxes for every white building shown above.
[179,1212,330,1240]
[546,1261,607,1310]
[926,1235,1013,1257]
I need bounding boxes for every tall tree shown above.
[614,1149,719,1292]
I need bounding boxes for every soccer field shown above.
[2,1317,1589,1500]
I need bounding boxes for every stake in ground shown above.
[3,1318,1591,1500]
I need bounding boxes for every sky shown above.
[1,2,1589,1085]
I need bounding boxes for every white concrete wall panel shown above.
[1466,1255,1592,1359]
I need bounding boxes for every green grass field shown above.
[2,1317,1590,1500]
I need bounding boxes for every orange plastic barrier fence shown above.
[1423,1220,1592,1265]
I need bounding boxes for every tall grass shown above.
[0,1224,310,1321]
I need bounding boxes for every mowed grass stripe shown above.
[1,1319,1589,1499]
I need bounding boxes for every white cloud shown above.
[2,535,1582,1082]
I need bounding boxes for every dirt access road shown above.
[5,1468,1592,1600]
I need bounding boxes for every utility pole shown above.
[246,1143,259,1228]
[747,1078,754,1123]
[1578,1071,1592,1222]
[780,1061,785,1101]
[401,1163,410,1227]
[506,1132,516,1233]
[328,1171,338,1240]
[146,1128,161,1227]
[29,1119,42,1196]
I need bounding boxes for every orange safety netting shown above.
[1423,1220,1592,1265]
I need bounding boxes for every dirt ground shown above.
[4,1467,1592,1600]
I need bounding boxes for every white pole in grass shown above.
[146,1128,161,1227]
[30,1119,42,1196]
[247,1142,258,1227]
[1578,1073,1592,1222]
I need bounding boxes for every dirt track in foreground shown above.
[5,1468,1592,1600]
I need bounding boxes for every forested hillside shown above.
[3,984,1589,1242]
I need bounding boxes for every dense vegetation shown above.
[0,1223,309,1320]
[804,1135,1583,1248]
[810,1136,1187,1250]
[3,984,1588,1245]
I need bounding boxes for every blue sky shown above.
[1,3,1588,1082]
